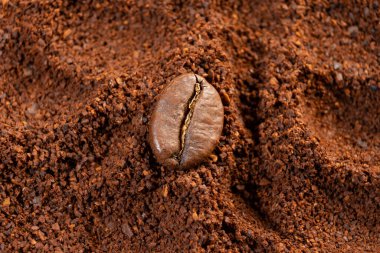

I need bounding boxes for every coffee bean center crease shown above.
[176,75,203,163]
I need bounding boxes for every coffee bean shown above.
[149,73,224,168]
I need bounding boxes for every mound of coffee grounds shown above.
[0,1,379,252]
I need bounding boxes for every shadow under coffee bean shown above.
[149,73,224,168]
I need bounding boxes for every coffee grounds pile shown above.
[0,1,379,252]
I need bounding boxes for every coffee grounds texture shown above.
[0,1,379,252]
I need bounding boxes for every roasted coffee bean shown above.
[149,73,224,168]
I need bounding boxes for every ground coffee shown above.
[0,0,379,252]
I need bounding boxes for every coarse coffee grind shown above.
[0,1,379,252]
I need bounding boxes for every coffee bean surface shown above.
[149,73,224,168]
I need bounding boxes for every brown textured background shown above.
[0,1,379,252]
